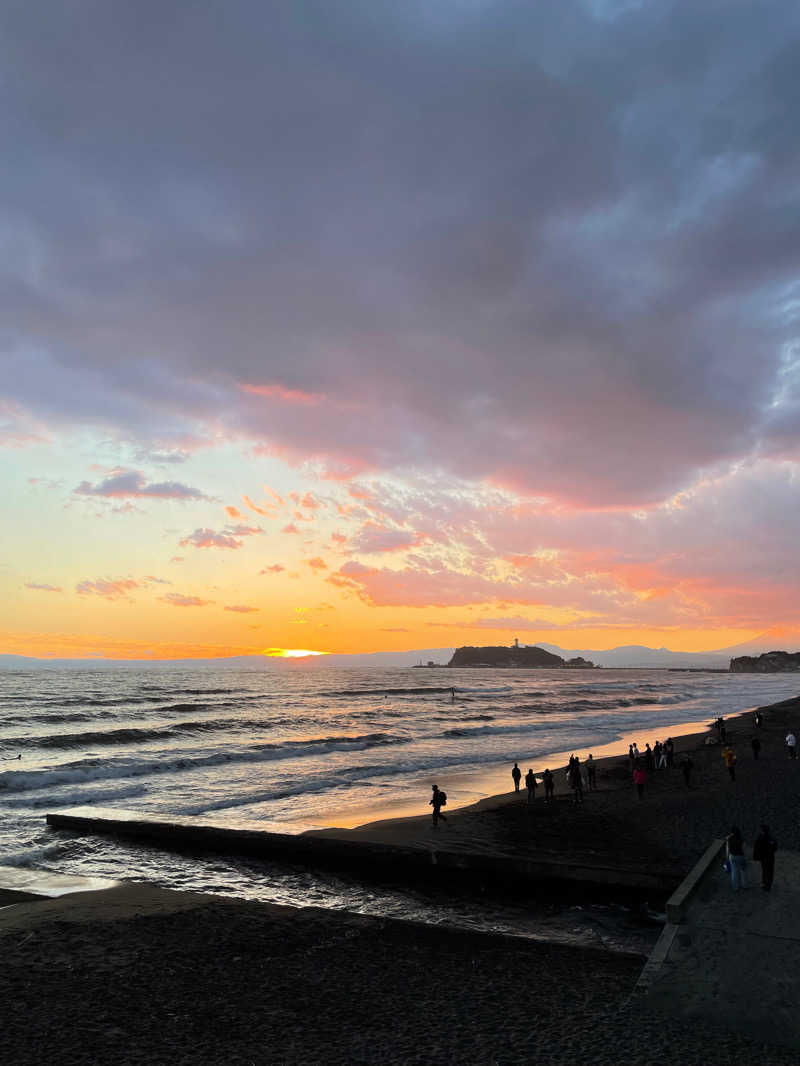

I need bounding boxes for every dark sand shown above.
[3,695,799,1065]
[318,696,800,875]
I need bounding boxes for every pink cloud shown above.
[224,604,260,613]
[260,564,285,574]
[75,469,207,500]
[281,523,300,534]
[179,524,262,550]
[241,383,323,405]
[306,557,328,572]
[180,528,242,550]
[350,522,427,554]
[159,592,214,607]
[76,577,143,601]
[24,582,62,593]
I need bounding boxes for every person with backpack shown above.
[524,768,537,805]
[752,824,777,891]
[429,784,448,827]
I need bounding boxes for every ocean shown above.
[1,665,796,948]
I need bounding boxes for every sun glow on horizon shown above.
[262,648,328,658]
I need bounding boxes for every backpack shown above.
[438,791,447,806]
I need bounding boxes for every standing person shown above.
[628,744,635,769]
[750,735,761,760]
[644,744,654,772]
[656,742,667,770]
[633,762,646,800]
[543,768,554,804]
[723,746,737,781]
[785,731,797,759]
[511,762,522,792]
[632,742,640,760]
[524,768,537,805]
[665,738,675,767]
[429,784,448,827]
[754,711,762,729]
[450,687,456,703]
[586,754,597,791]
[681,755,693,788]
[726,826,746,891]
[752,825,777,891]
[569,758,583,805]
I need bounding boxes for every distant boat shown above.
[412,660,442,668]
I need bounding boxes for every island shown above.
[729,650,800,672]
[447,644,595,668]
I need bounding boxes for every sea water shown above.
[1,665,796,948]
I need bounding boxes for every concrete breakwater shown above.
[45,806,682,900]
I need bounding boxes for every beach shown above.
[3,694,799,1064]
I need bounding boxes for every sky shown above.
[2,0,800,660]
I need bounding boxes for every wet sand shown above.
[3,695,799,1065]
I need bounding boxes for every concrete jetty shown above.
[45,805,683,897]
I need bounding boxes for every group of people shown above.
[429,708,798,826]
[513,755,597,806]
[726,824,778,891]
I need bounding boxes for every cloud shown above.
[225,505,243,518]
[159,592,214,607]
[305,557,327,572]
[180,528,242,550]
[224,604,260,613]
[179,524,262,550]
[281,523,301,535]
[76,577,143,601]
[74,469,207,500]
[3,1,800,512]
[260,564,285,574]
[349,522,427,554]
[24,582,62,592]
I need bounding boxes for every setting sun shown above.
[262,648,328,658]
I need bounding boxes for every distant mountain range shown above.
[1,637,797,670]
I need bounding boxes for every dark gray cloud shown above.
[2,1,799,504]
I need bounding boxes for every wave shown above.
[0,732,407,794]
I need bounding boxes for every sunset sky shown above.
[3,1,799,659]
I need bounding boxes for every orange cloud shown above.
[225,505,243,518]
[224,604,260,613]
[306,557,328,572]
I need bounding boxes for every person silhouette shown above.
[543,768,554,804]
[429,784,448,827]
[511,762,522,792]
[524,768,537,804]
